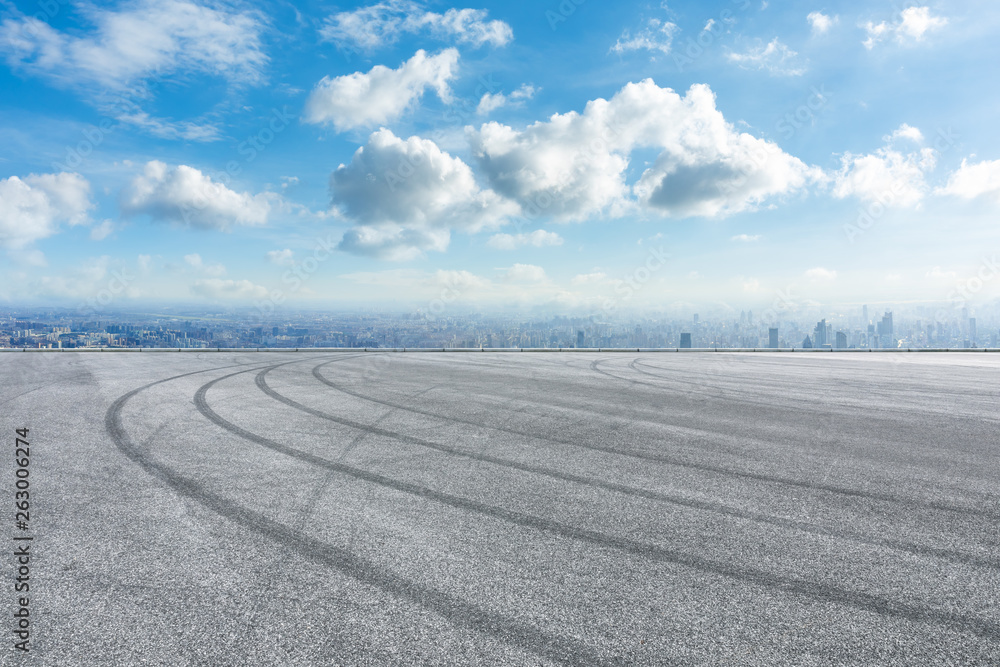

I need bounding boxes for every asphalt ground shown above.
[1,351,998,665]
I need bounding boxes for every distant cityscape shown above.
[1,303,997,350]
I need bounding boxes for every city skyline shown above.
[3,1,1000,311]
[2,300,995,350]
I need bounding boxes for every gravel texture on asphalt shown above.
[1,351,998,665]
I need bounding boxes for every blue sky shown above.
[2,0,999,315]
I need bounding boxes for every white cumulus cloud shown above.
[468,80,817,221]
[0,172,92,249]
[832,131,936,208]
[731,234,761,242]
[863,6,947,49]
[937,159,1000,202]
[331,128,517,259]
[887,123,924,144]
[807,12,837,35]
[120,161,272,230]
[304,49,459,132]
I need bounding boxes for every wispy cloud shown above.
[863,6,947,49]
[728,38,806,76]
[611,18,678,56]
[320,2,512,51]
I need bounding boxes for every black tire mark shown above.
[107,358,615,666]
[248,363,1000,571]
[626,356,1000,426]
[314,358,996,519]
[199,366,1000,641]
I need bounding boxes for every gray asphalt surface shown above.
[1,351,999,665]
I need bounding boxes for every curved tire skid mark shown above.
[315,359,996,520]
[107,361,616,666]
[251,363,1000,571]
[200,367,1000,642]
[628,356,1000,427]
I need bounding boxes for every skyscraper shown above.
[877,311,894,348]
[577,330,585,348]
[680,332,692,348]
[836,331,847,349]
[813,319,827,348]
[970,318,977,346]
[768,328,778,349]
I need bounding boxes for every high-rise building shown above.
[863,304,868,324]
[876,311,894,348]
[836,331,847,349]
[693,314,699,324]
[768,327,779,348]
[970,318,977,345]
[577,330,585,348]
[813,319,827,347]
[802,335,813,348]
[680,332,692,348]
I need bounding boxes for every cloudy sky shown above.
[2,0,999,313]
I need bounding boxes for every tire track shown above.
[633,356,1000,433]
[107,357,615,666]
[249,363,1000,571]
[198,366,1000,641]
[314,358,996,519]
[624,357,1000,426]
